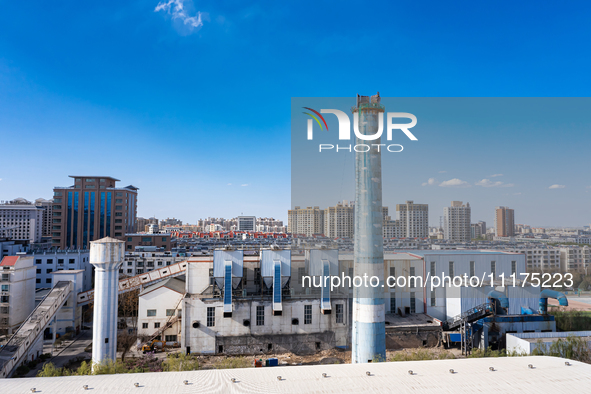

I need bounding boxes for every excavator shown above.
[141,339,164,354]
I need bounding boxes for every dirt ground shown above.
[193,346,465,369]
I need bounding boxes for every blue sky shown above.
[1,1,590,225]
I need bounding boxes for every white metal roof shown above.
[2,356,588,393]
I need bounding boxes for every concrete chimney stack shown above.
[90,237,124,367]
[351,93,386,363]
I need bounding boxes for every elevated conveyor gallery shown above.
[0,281,73,378]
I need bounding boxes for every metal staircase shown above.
[0,281,73,378]
[442,302,494,331]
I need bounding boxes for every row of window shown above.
[35,258,81,265]
[205,304,344,327]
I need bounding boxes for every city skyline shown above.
[2,3,591,226]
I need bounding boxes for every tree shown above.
[117,289,140,361]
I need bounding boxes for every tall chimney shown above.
[351,93,386,363]
[90,237,124,368]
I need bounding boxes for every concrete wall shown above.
[138,285,183,340]
[51,270,84,335]
[3,256,36,334]
[182,298,349,355]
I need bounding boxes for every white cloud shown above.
[586,186,591,189]
[514,192,522,195]
[422,178,437,186]
[155,0,204,30]
[549,184,565,189]
[489,174,503,177]
[227,183,232,186]
[241,184,249,187]
[439,178,470,188]
[438,171,447,174]
[475,179,514,188]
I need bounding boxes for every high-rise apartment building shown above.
[0,198,43,243]
[52,176,138,249]
[396,200,428,238]
[324,201,354,238]
[288,206,324,236]
[471,221,486,239]
[443,201,471,242]
[495,206,515,237]
[35,198,54,237]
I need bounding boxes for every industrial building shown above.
[507,331,591,354]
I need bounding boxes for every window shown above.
[46,278,51,284]
[47,259,53,264]
[165,335,177,342]
[116,192,123,197]
[115,219,122,223]
[511,261,516,275]
[409,266,415,288]
[430,261,435,277]
[430,290,436,307]
[46,269,52,274]
[1,285,8,291]
[162,237,167,242]
[448,261,454,278]
[389,266,395,288]
[491,261,496,277]
[116,205,123,210]
[86,178,95,182]
[69,259,75,264]
[35,259,41,265]
[58,259,64,265]
[147,309,157,317]
[390,295,396,313]
[470,261,475,278]
[116,199,123,203]
[336,304,343,323]
[304,305,312,324]
[127,269,132,274]
[142,323,148,329]
[115,212,122,217]
[36,269,41,274]
[127,237,132,242]
[154,322,160,328]
[207,307,216,327]
[166,309,176,316]
[254,268,261,286]
[137,269,143,274]
[36,279,41,283]
[142,237,152,242]
[256,305,264,326]
[410,292,416,314]
[0,296,8,303]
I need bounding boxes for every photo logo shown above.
[305,107,418,153]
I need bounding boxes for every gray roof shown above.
[139,275,185,296]
[1,356,588,393]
